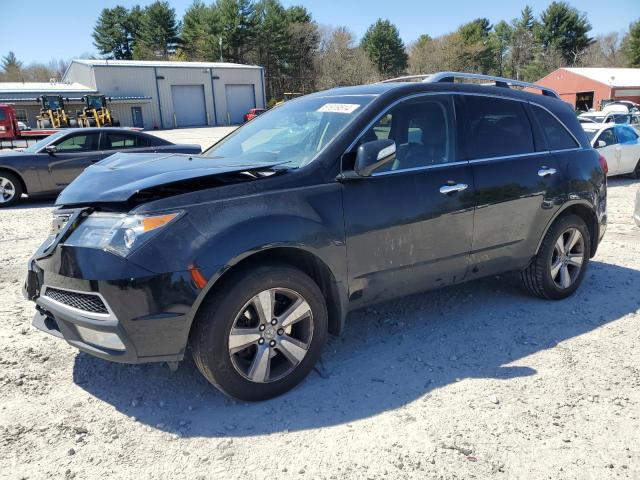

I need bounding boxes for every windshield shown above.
[203,95,376,168]
[22,131,67,153]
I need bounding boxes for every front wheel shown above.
[0,172,22,207]
[190,263,328,401]
[521,214,591,300]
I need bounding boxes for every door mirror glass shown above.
[355,139,396,177]
[596,139,606,148]
[44,145,57,154]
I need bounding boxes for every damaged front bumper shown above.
[24,239,202,364]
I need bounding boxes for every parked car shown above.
[0,128,201,207]
[25,72,607,401]
[243,108,266,122]
[582,123,640,178]
[578,111,640,128]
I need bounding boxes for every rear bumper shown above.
[25,247,201,364]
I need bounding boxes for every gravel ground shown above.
[1,178,639,480]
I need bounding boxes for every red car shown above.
[243,108,266,122]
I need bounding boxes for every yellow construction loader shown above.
[77,95,119,128]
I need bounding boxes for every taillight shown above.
[598,154,608,176]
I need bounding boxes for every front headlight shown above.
[64,211,182,257]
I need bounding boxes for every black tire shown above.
[88,118,97,127]
[0,171,23,208]
[521,214,591,300]
[632,159,640,179]
[112,120,120,127]
[190,262,328,401]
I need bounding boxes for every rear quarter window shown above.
[531,106,579,151]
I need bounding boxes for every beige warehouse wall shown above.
[211,67,265,125]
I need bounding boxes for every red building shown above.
[535,68,640,111]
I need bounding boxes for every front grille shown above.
[44,287,108,315]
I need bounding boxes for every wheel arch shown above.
[0,166,27,194]
[189,246,348,340]
[535,201,599,258]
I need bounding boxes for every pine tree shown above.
[0,51,22,81]
[137,0,181,59]
[217,0,257,63]
[360,19,408,78]
[621,19,640,67]
[538,1,593,65]
[180,0,214,61]
[92,6,138,59]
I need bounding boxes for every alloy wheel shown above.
[228,288,314,383]
[550,227,585,289]
[0,177,16,204]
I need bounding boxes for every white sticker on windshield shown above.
[317,103,360,114]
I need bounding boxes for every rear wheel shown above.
[190,263,328,401]
[0,172,22,207]
[521,214,591,300]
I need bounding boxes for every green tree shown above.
[360,19,408,78]
[92,6,139,59]
[180,1,215,61]
[509,5,538,79]
[621,19,640,67]
[284,5,319,95]
[137,1,181,59]
[456,18,495,73]
[1,51,22,81]
[254,0,290,98]
[217,0,258,63]
[491,20,512,76]
[538,1,593,65]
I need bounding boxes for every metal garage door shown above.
[171,85,207,127]
[225,84,256,125]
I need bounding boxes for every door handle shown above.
[439,183,468,195]
[537,167,557,177]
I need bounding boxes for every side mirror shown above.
[44,145,57,155]
[355,139,396,177]
[596,140,606,148]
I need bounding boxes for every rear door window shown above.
[105,133,139,149]
[459,96,534,159]
[531,106,579,151]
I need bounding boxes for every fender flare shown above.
[534,199,599,256]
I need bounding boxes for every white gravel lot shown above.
[1,178,639,480]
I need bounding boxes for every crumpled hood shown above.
[56,151,284,205]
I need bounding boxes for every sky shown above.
[1,0,638,64]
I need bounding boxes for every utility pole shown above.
[219,36,223,62]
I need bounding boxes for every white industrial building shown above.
[0,59,266,129]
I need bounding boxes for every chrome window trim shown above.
[40,285,116,321]
[371,160,469,177]
[341,91,584,176]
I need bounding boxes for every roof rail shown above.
[378,75,432,83]
[423,71,560,98]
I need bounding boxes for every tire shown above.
[521,214,591,300]
[69,118,78,127]
[632,159,640,179]
[0,172,23,208]
[88,118,97,127]
[190,262,328,401]
[112,120,120,127]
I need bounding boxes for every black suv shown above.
[25,72,607,401]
